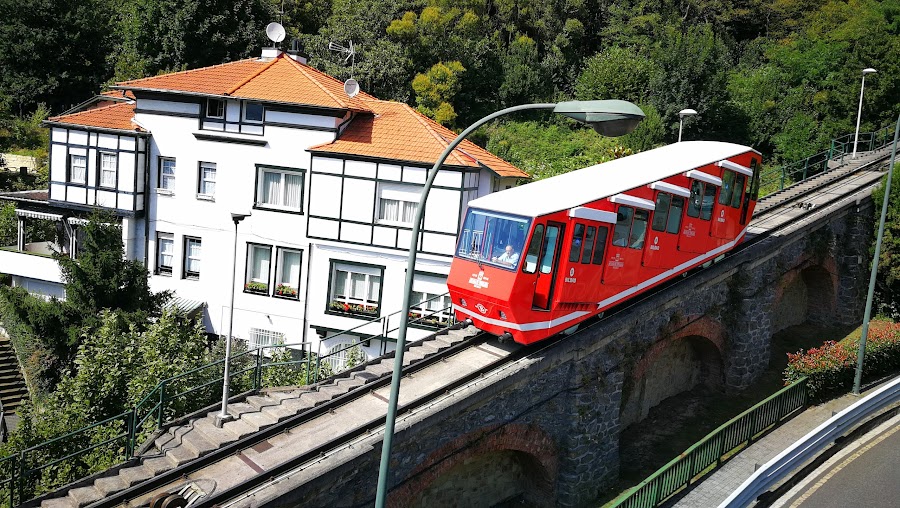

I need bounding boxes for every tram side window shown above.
[687,181,703,218]
[719,170,735,206]
[630,210,649,249]
[592,227,609,265]
[613,207,634,247]
[652,193,671,232]
[540,226,560,274]
[731,174,745,208]
[700,183,717,220]
[581,226,596,264]
[749,158,761,200]
[523,224,545,274]
[667,197,685,234]
[569,223,585,262]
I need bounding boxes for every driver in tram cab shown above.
[492,245,520,266]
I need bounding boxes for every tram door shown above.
[523,222,564,310]
[741,158,761,225]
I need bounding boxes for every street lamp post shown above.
[852,68,878,159]
[373,100,645,507]
[216,212,251,427]
[678,108,697,142]
[852,114,900,395]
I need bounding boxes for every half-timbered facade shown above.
[0,48,526,364]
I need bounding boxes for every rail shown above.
[758,122,896,197]
[608,378,808,508]
[0,294,455,505]
[719,374,900,508]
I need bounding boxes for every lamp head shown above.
[679,108,698,118]
[231,212,251,224]
[553,100,645,137]
[863,68,877,75]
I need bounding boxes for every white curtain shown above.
[334,270,347,298]
[187,240,201,273]
[251,246,270,281]
[71,156,86,183]
[380,199,399,221]
[202,166,216,195]
[159,239,173,267]
[401,201,417,223]
[284,174,302,208]
[280,250,300,286]
[368,275,381,303]
[100,154,116,187]
[263,171,281,205]
[350,272,366,300]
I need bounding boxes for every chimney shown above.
[261,48,281,60]
[287,39,308,64]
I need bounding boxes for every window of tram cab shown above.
[629,210,649,249]
[613,207,633,247]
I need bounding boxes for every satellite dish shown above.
[344,78,360,98]
[266,22,286,44]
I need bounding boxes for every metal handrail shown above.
[608,378,808,508]
[720,374,900,508]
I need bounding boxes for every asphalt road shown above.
[775,415,900,508]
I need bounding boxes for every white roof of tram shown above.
[466,141,758,218]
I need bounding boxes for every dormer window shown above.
[244,102,264,123]
[206,98,225,119]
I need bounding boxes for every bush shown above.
[784,321,900,401]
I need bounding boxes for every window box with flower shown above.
[244,281,268,295]
[328,300,379,317]
[274,283,298,299]
[407,310,452,330]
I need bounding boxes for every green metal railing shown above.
[759,122,897,197]
[0,294,455,505]
[608,377,808,508]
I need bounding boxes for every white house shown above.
[0,47,527,367]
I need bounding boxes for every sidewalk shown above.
[671,393,861,508]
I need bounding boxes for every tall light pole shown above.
[373,100,645,507]
[678,108,697,142]
[216,212,250,427]
[852,68,878,159]
[853,114,900,395]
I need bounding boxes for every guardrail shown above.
[608,378,808,508]
[719,374,900,508]
[758,122,896,197]
[0,294,455,505]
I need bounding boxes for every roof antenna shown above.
[328,40,360,98]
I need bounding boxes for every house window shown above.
[245,244,271,294]
[244,102,264,122]
[275,248,302,299]
[198,162,216,197]
[69,154,86,184]
[99,153,117,188]
[183,237,201,279]
[328,262,382,317]
[256,166,304,211]
[378,184,420,224]
[249,327,284,351]
[157,233,174,275]
[207,98,225,119]
[159,157,176,191]
[325,341,355,372]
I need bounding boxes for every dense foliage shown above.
[784,321,900,401]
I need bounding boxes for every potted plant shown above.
[275,283,298,298]
[244,281,268,294]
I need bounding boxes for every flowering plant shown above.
[244,281,268,293]
[275,284,298,297]
[329,300,378,316]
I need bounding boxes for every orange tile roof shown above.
[47,102,143,133]
[114,54,372,112]
[309,100,529,178]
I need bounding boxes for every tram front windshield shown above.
[457,209,530,269]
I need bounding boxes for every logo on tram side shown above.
[718,210,726,223]
[468,271,489,289]
[683,223,696,238]
[607,253,624,270]
[564,267,577,283]
[650,236,660,251]
[475,303,488,314]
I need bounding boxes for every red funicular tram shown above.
[447,141,762,345]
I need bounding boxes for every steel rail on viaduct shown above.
[33,147,894,508]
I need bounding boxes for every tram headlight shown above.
[460,298,467,308]
[499,310,507,320]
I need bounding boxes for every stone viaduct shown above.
[260,194,874,507]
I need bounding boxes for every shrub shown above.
[784,321,900,401]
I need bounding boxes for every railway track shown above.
[35,148,894,508]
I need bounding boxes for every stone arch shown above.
[389,423,558,507]
[621,316,726,426]
[773,257,838,332]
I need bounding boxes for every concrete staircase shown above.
[38,327,476,508]
[0,334,27,415]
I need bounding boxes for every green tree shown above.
[574,46,661,103]
[0,202,15,247]
[412,61,466,126]
[499,35,547,107]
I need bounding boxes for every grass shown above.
[598,322,856,506]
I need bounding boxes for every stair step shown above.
[198,414,258,441]
[237,410,278,431]
[180,428,218,456]
[299,390,333,407]
[246,394,279,411]
[118,464,154,487]
[164,442,199,466]
[94,475,128,496]
[67,485,103,507]
[40,496,76,508]
[141,455,176,475]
